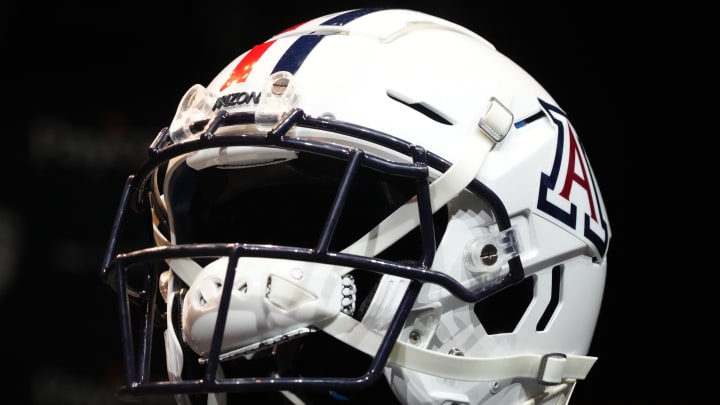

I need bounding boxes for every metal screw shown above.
[481,244,498,266]
[448,348,464,356]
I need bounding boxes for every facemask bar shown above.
[101,107,525,398]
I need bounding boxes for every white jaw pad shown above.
[182,257,349,358]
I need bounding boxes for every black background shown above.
[0,1,663,404]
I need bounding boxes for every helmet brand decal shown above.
[536,99,609,258]
[212,91,261,111]
[220,8,382,91]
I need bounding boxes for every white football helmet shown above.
[102,8,611,405]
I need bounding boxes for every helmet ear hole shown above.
[474,274,534,334]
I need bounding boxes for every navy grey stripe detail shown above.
[272,8,383,74]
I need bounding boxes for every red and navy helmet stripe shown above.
[271,8,382,74]
[220,8,381,90]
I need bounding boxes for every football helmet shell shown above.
[102,8,610,405]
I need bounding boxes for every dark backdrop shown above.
[1,2,643,404]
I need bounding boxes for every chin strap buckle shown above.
[537,353,568,385]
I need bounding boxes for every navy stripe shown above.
[321,7,382,26]
[272,8,383,74]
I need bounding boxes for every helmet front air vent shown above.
[386,90,453,125]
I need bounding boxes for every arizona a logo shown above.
[536,99,610,258]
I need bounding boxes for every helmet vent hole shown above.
[386,90,453,125]
[536,265,563,331]
[237,282,248,294]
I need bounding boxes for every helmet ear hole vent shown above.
[474,275,533,334]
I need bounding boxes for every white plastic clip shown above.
[463,227,520,274]
[477,97,513,142]
[256,71,303,132]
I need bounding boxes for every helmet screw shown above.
[271,77,290,95]
[291,268,304,279]
[448,348,464,356]
[408,330,421,344]
[489,381,500,394]
[481,244,498,266]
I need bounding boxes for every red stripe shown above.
[219,40,275,91]
[217,10,376,91]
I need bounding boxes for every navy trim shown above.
[272,8,383,74]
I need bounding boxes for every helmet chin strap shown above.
[317,312,597,384]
